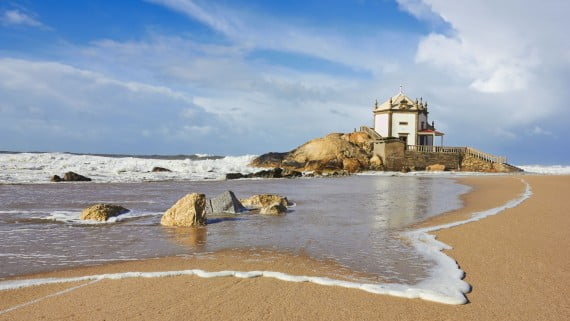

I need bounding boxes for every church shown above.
[372,88,444,147]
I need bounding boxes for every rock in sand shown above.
[205,191,247,214]
[240,194,289,209]
[80,204,129,222]
[260,203,287,215]
[161,193,207,227]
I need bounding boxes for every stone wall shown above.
[373,139,405,171]
[461,154,522,173]
[374,141,522,173]
[404,151,463,171]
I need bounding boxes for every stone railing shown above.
[359,126,383,141]
[465,147,507,164]
[407,145,507,164]
[407,145,466,153]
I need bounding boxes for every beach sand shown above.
[1,175,569,320]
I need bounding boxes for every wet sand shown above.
[1,175,569,320]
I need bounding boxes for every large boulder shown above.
[205,191,247,214]
[64,172,91,181]
[426,164,446,172]
[240,194,289,209]
[161,193,207,227]
[260,203,287,215]
[80,204,129,222]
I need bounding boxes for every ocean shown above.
[0,152,558,303]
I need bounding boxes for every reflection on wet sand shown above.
[165,227,208,249]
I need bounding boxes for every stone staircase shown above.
[359,126,383,141]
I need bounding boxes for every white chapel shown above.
[372,88,444,146]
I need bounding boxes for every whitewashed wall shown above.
[373,113,389,137]
[392,113,417,145]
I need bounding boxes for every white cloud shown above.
[0,58,227,153]
[396,0,440,22]
[405,0,569,95]
[1,9,43,27]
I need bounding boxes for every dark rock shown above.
[281,168,302,178]
[205,191,247,214]
[152,167,172,172]
[226,173,245,180]
[251,168,283,178]
[250,152,288,168]
[50,175,62,182]
[281,160,304,169]
[63,172,91,182]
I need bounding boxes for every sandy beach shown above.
[1,175,569,320]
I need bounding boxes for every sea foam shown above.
[0,180,532,305]
[0,152,260,184]
[518,165,570,175]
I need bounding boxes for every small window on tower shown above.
[399,122,408,125]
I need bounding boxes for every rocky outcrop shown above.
[152,167,172,172]
[343,132,374,154]
[342,158,362,172]
[426,164,446,172]
[51,172,92,182]
[251,132,373,173]
[205,191,247,214]
[260,203,287,215]
[250,152,288,169]
[161,193,207,227]
[80,204,129,222]
[240,194,289,209]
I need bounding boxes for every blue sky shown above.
[1,0,569,164]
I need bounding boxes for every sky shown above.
[0,0,569,164]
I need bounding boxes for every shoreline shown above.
[1,175,568,320]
